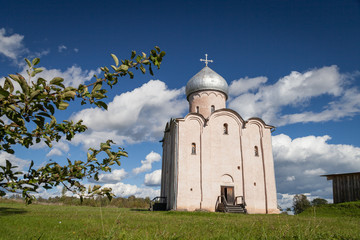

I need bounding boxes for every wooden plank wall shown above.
[332,174,360,203]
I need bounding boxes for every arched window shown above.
[254,146,259,157]
[196,106,199,113]
[191,143,196,154]
[223,123,228,134]
[211,105,215,113]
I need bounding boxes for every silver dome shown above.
[186,66,228,99]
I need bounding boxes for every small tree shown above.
[292,194,311,214]
[311,198,328,206]
[0,47,165,203]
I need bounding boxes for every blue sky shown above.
[1,0,360,209]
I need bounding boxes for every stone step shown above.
[225,205,247,214]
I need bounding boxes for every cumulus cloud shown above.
[304,168,326,175]
[0,28,27,62]
[72,80,187,148]
[286,176,295,181]
[273,133,360,200]
[0,64,100,104]
[0,152,30,171]
[58,45,67,52]
[46,141,70,157]
[133,152,161,175]
[93,169,128,183]
[229,76,268,95]
[33,66,100,87]
[102,182,160,198]
[228,66,360,126]
[144,169,162,186]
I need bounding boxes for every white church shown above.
[159,55,279,214]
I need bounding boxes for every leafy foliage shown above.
[311,197,328,206]
[0,47,165,203]
[292,194,311,214]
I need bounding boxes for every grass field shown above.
[1,200,360,239]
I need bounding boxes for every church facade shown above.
[160,59,279,214]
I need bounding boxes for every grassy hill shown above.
[300,201,360,218]
[1,200,360,239]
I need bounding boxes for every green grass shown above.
[301,201,360,218]
[1,200,360,239]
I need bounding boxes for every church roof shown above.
[185,66,229,99]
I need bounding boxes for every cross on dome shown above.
[200,54,213,67]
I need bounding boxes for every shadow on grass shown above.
[0,207,28,216]
[130,208,150,212]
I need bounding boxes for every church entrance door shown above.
[221,186,234,205]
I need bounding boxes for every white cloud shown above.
[33,65,100,87]
[228,66,360,126]
[58,45,67,52]
[2,64,99,92]
[74,48,79,53]
[286,176,295,181]
[272,133,360,200]
[0,28,27,62]
[133,151,161,175]
[95,169,128,183]
[102,182,159,198]
[229,76,267,96]
[0,152,30,172]
[72,80,187,148]
[304,168,326,176]
[46,141,70,157]
[144,169,161,186]
[277,193,295,210]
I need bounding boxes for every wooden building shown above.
[322,172,360,203]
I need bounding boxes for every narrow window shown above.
[223,123,228,134]
[191,143,196,154]
[254,146,259,157]
[196,106,199,113]
[211,105,215,113]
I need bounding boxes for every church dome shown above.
[186,66,229,99]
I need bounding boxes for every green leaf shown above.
[95,101,108,110]
[92,92,105,99]
[100,143,111,151]
[131,50,136,59]
[92,81,102,93]
[37,112,51,118]
[140,65,146,74]
[9,74,20,82]
[50,77,64,86]
[63,91,76,99]
[32,58,40,66]
[128,71,134,79]
[4,77,14,93]
[33,68,43,74]
[160,51,166,57]
[111,54,119,67]
[46,104,55,115]
[155,46,160,52]
[25,58,32,67]
[29,90,41,101]
[6,160,12,171]
[119,65,129,71]
[149,65,154,76]
[58,102,69,110]
[0,86,10,99]
[34,116,45,128]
